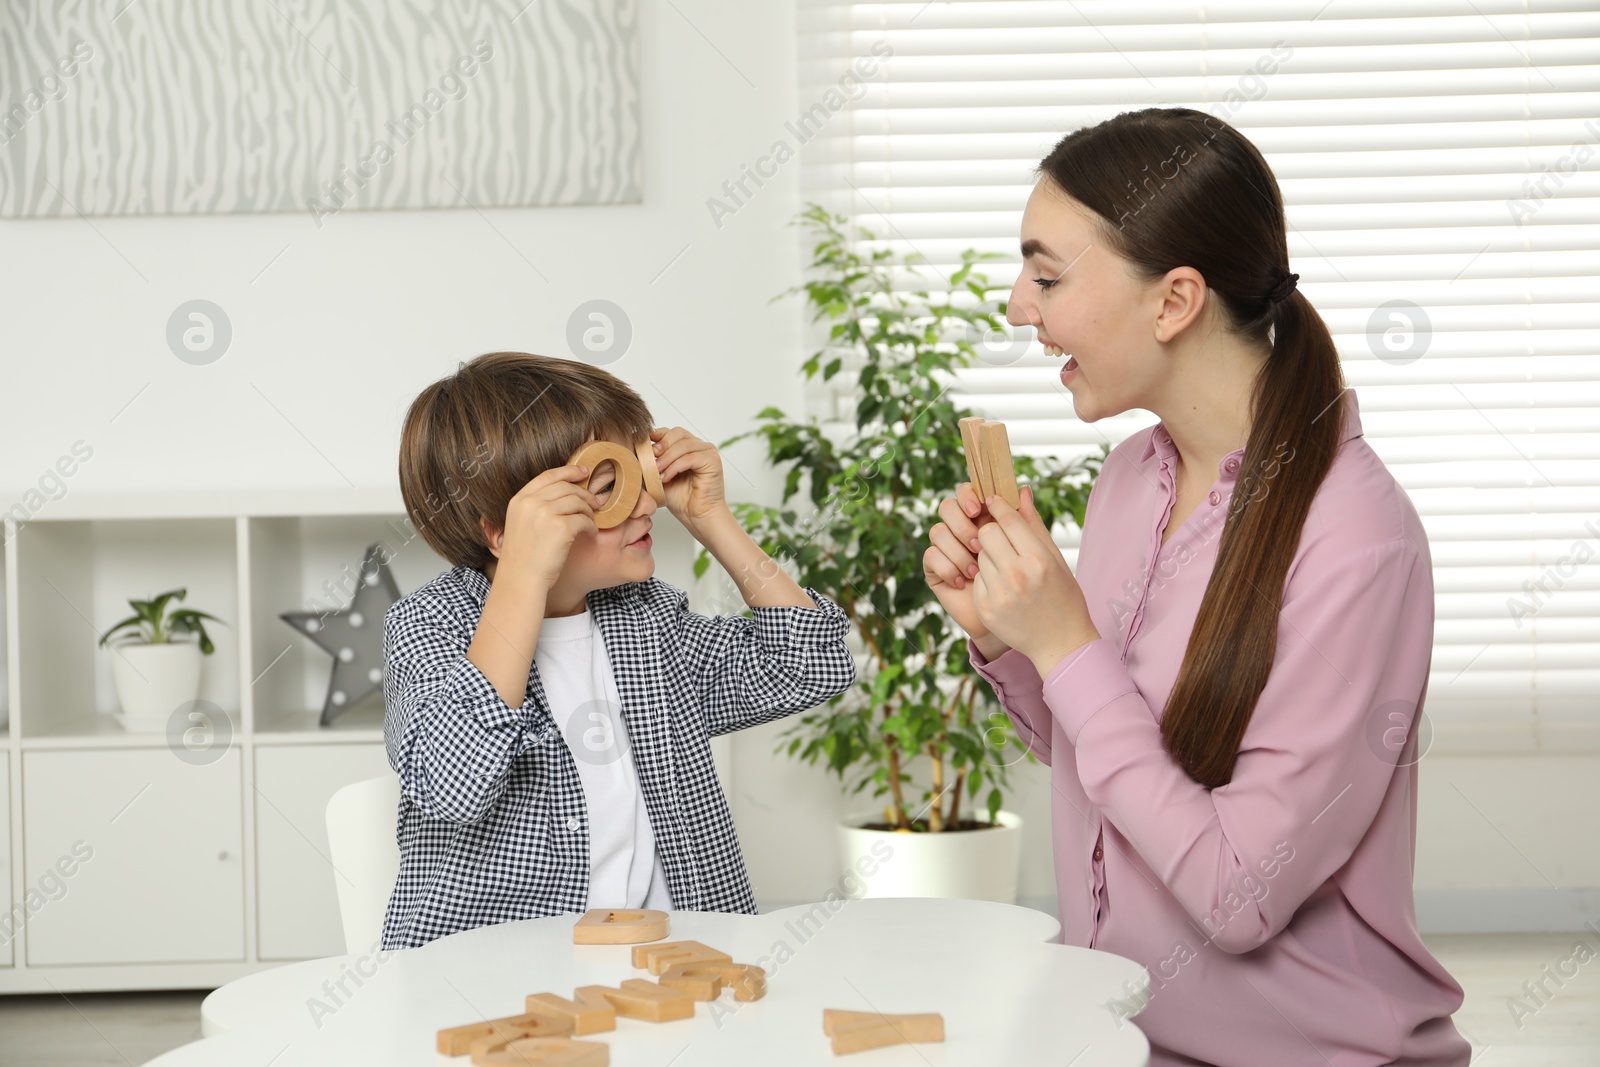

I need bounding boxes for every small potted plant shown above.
[702,205,1104,903]
[98,588,225,733]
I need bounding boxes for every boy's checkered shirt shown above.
[379,565,856,949]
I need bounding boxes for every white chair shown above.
[324,774,402,954]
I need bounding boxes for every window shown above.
[798,0,1600,740]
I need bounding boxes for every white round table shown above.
[201,956,357,1036]
[163,898,1150,1065]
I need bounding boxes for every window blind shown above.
[796,0,1600,743]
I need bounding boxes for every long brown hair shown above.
[1039,108,1346,788]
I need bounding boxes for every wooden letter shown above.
[630,939,732,975]
[566,441,642,530]
[437,1012,571,1056]
[660,961,767,1002]
[468,1016,574,1064]
[958,417,991,501]
[636,438,667,505]
[572,907,669,945]
[656,962,720,1001]
[979,421,1019,509]
[524,989,617,1035]
[479,1037,609,1067]
[575,980,695,1023]
[823,1009,945,1055]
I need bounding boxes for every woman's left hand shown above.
[972,486,1102,678]
[649,426,728,528]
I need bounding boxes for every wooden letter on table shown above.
[468,1016,575,1064]
[571,907,670,945]
[524,989,617,1035]
[478,1036,610,1067]
[437,1012,573,1056]
[575,979,695,1022]
[659,961,767,1002]
[631,939,732,975]
[823,1008,946,1055]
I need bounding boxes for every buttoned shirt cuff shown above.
[751,586,851,645]
[1040,638,1141,745]
[968,638,1044,699]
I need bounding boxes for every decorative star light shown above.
[280,543,401,725]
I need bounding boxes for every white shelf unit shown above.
[2,527,12,970]
[0,493,443,992]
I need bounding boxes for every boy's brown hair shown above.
[399,352,654,570]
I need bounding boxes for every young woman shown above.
[924,108,1470,1065]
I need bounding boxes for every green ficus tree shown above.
[698,204,1104,832]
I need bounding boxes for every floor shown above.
[1426,933,1600,1066]
[0,934,1594,1064]
[0,989,206,1066]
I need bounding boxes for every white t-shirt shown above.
[533,609,672,911]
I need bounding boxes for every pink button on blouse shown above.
[971,389,1469,1066]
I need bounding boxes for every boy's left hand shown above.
[649,426,728,529]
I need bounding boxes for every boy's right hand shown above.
[924,480,1002,650]
[494,464,600,587]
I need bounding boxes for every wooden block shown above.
[979,421,1020,509]
[575,980,695,1023]
[469,1016,574,1064]
[524,990,617,1035]
[630,939,732,975]
[636,438,667,505]
[957,417,991,501]
[478,1037,609,1067]
[660,961,767,1002]
[823,1009,945,1055]
[571,908,669,945]
[437,1012,570,1056]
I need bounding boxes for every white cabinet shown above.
[254,743,392,960]
[22,748,245,966]
[0,496,437,991]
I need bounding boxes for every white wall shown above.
[2,0,1595,933]
[0,2,805,506]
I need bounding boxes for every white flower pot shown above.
[110,642,203,733]
[838,810,1024,904]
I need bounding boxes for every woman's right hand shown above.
[494,464,600,588]
[924,480,1008,655]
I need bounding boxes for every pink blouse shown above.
[971,388,1470,1066]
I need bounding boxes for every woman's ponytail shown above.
[1039,110,1347,787]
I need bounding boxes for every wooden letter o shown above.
[567,440,642,530]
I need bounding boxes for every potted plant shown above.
[701,204,1104,903]
[98,588,225,733]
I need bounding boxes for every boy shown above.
[381,352,855,950]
